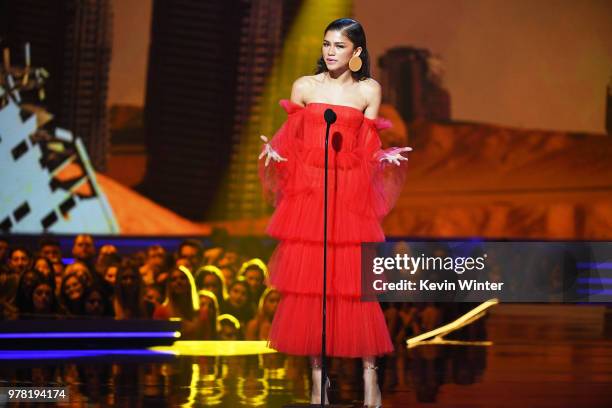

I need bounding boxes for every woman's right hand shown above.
[258,135,288,167]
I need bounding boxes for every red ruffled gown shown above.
[259,100,408,357]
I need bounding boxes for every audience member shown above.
[84,285,114,318]
[153,266,203,339]
[140,245,166,286]
[194,265,227,310]
[238,259,268,305]
[246,288,280,340]
[32,256,54,282]
[8,247,31,276]
[177,239,203,271]
[59,272,87,316]
[113,260,153,319]
[197,289,220,339]
[38,237,62,263]
[220,279,255,328]
[72,234,96,271]
[217,314,242,340]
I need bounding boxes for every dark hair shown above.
[59,272,86,315]
[316,18,370,81]
[8,246,32,260]
[114,259,146,318]
[32,256,55,282]
[178,239,202,254]
[15,270,47,315]
[38,237,61,250]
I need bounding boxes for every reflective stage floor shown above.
[1,304,611,407]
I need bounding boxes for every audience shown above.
[0,233,444,346]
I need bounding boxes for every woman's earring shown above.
[349,55,362,72]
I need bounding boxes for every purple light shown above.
[577,262,612,269]
[576,288,612,295]
[577,278,612,284]
[0,349,174,360]
[0,331,179,339]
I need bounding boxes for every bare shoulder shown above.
[291,75,318,105]
[359,78,382,100]
[360,78,382,119]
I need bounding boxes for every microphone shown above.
[324,108,337,125]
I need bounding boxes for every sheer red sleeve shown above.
[258,99,305,207]
[352,117,409,220]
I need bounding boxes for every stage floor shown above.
[1,304,611,407]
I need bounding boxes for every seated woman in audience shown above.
[103,262,118,287]
[153,266,203,339]
[29,278,62,319]
[84,284,114,318]
[246,288,280,340]
[217,314,242,340]
[14,269,43,314]
[194,265,227,310]
[14,270,55,319]
[65,261,95,288]
[238,258,268,305]
[59,272,87,316]
[220,279,255,327]
[144,285,163,307]
[32,257,54,283]
[197,290,220,339]
[113,260,154,319]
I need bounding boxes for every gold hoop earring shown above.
[348,55,362,72]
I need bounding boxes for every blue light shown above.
[576,288,612,295]
[0,331,178,339]
[577,278,612,284]
[576,262,612,269]
[0,349,175,360]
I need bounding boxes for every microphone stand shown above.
[320,108,336,407]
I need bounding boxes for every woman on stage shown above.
[258,18,411,407]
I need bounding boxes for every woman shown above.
[30,278,62,318]
[194,265,228,311]
[238,258,268,305]
[153,266,202,339]
[219,279,255,329]
[258,18,410,407]
[245,287,280,340]
[113,260,152,319]
[84,285,114,317]
[59,272,87,316]
[197,289,220,339]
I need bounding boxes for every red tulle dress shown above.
[259,100,408,357]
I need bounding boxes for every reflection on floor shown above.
[0,304,611,407]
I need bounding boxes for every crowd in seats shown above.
[0,233,453,347]
[0,231,281,341]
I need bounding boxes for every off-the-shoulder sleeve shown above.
[258,99,305,207]
[352,117,409,219]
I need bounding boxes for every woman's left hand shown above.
[380,147,412,166]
